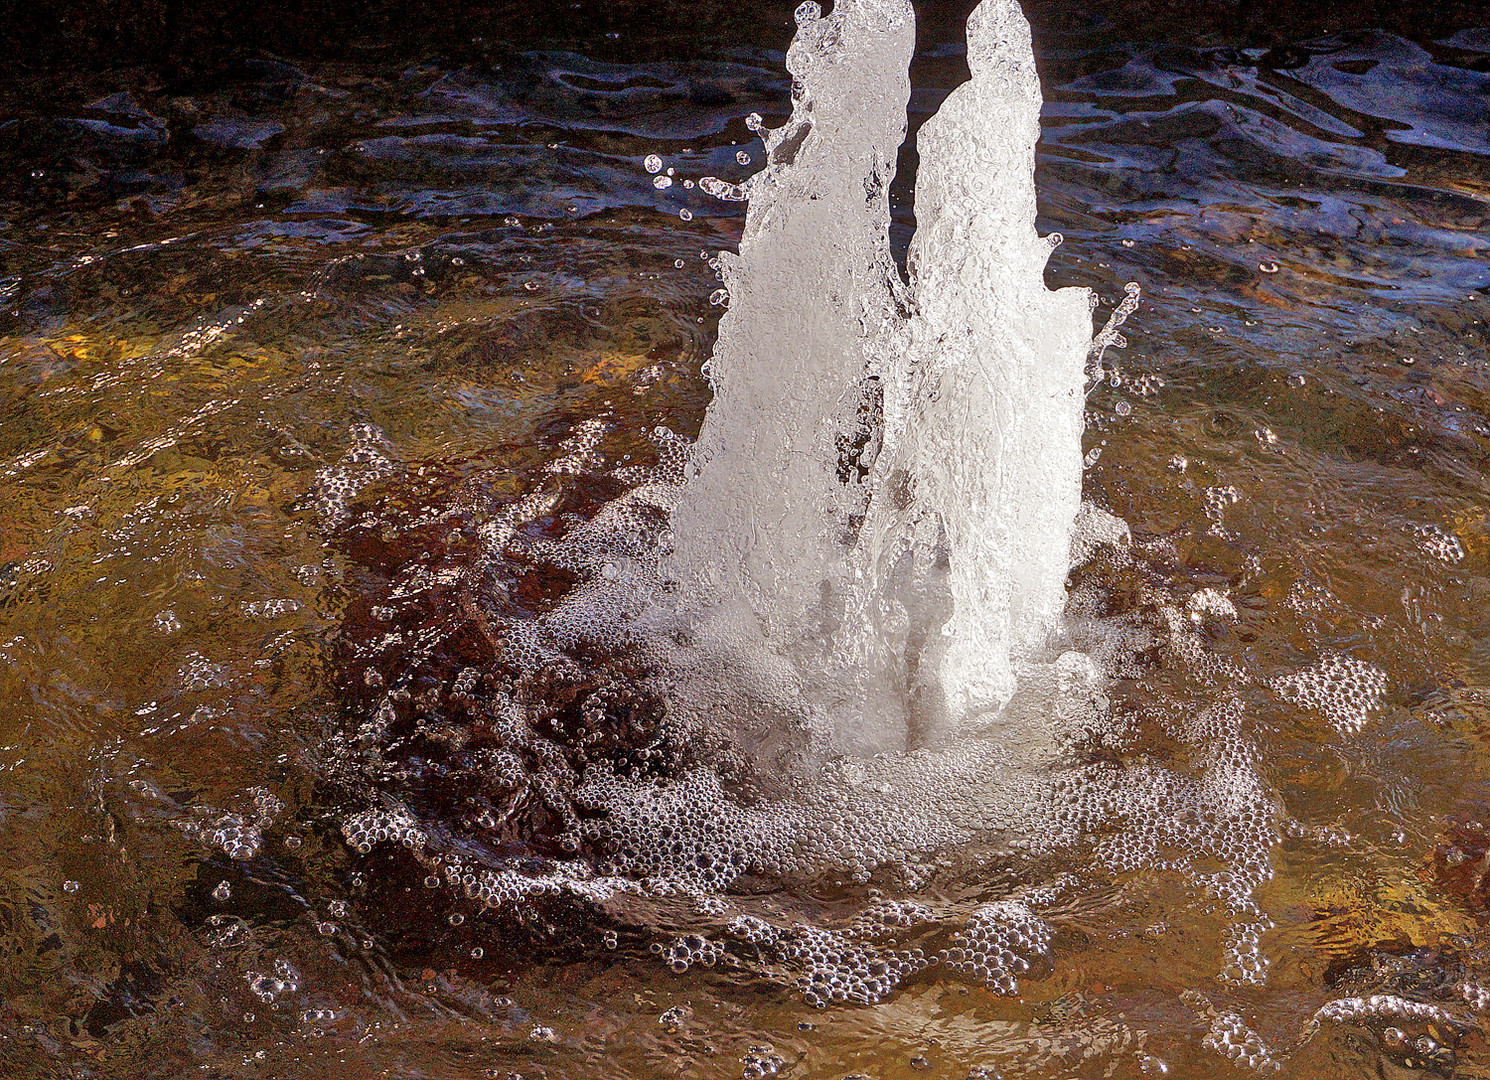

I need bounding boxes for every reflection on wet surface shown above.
[2,5,1490,1077]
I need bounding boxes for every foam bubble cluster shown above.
[1271,652,1388,734]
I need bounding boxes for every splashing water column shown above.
[668,0,1093,753]
[880,0,1094,738]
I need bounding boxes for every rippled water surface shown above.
[3,5,1490,1077]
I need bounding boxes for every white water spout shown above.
[667,0,1091,754]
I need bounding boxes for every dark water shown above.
[2,3,1489,1077]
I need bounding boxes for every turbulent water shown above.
[3,2,1490,1077]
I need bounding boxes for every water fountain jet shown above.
[666,0,1094,756]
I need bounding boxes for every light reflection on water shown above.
[1,7,1489,1078]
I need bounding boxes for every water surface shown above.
[2,4,1490,1077]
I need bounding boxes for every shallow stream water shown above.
[2,4,1490,1077]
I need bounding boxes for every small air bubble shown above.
[679,209,693,221]
[1258,261,1279,274]
[62,880,80,894]
[745,112,763,132]
[471,946,484,959]
[1115,400,1132,417]
[1121,238,1135,248]
[644,154,663,174]
[653,175,673,190]
[795,1,821,23]
[675,259,685,268]
[212,881,232,902]
[710,289,728,306]
[736,151,752,165]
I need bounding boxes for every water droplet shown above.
[794,1,821,24]
[644,154,663,174]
